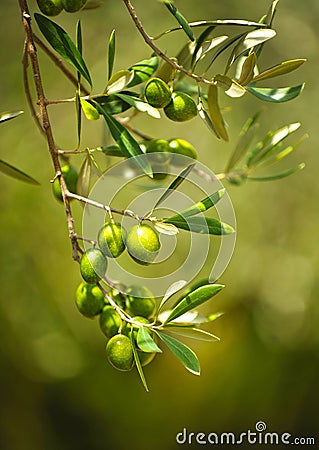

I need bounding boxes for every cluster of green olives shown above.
[144,77,198,122]
[36,0,87,16]
[79,221,161,284]
[75,281,158,371]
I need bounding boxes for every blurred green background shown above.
[0,1,318,449]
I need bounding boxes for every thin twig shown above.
[67,191,144,222]
[122,0,212,85]
[19,0,80,262]
[22,41,44,134]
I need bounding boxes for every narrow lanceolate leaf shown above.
[156,331,200,375]
[80,99,99,120]
[252,59,306,82]
[95,105,153,178]
[130,329,149,392]
[115,93,161,118]
[207,83,229,141]
[34,14,92,87]
[164,215,235,235]
[226,29,276,72]
[96,144,124,157]
[153,221,179,236]
[258,134,308,168]
[167,189,225,219]
[247,84,305,103]
[197,99,219,138]
[191,25,216,68]
[152,164,195,210]
[158,280,188,312]
[0,159,39,185]
[238,28,276,56]
[226,110,261,172]
[237,52,257,86]
[214,74,246,98]
[108,29,116,80]
[164,284,224,324]
[76,20,82,84]
[164,2,195,41]
[248,163,305,182]
[77,152,92,197]
[137,327,162,353]
[105,70,134,94]
[247,122,301,167]
[192,35,229,68]
[164,326,220,342]
[127,55,159,88]
[0,110,23,123]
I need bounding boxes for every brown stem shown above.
[122,0,211,85]
[19,0,79,262]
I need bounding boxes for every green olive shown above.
[106,334,134,371]
[126,224,160,265]
[99,305,122,339]
[98,222,126,258]
[164,92,197,122]
[36,0,63,16]
[75,282,105,318]
[80,248,107,284]
[144,77,172,109]
[62,0,87,12]
[126,285,156,319]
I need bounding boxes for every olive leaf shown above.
[197,98,219,139]
[153,221,179,236]
[75,90,82,145]
[158,280,188,312]
[247,84,305,103]
[108,29,116,80]
[164,2,195,41]
[248,163,305,181]
[163,284,224,324]
[105,70,134,94]
[246,122,301,167]
[114,93,161,118]
[0,159,40,185]
[156,331,200,375]
[34,14,92,87]
[207,83,229,141]
[252,59,306,82]
[95,104,153,178]
[0,110,23,123]
[152,163,195,210]
[163,326,220,342]
[136,327,162,353]
[130,329,149,392]
[214,74,246,98]
[226,111,261,172]
[80,99,99,120]
[164,215,235,235]
[76,152,92,197]
[127,55,159,88]
[166,188,226,220]
[237,52,257,86]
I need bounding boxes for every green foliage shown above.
[13,0,308,392]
